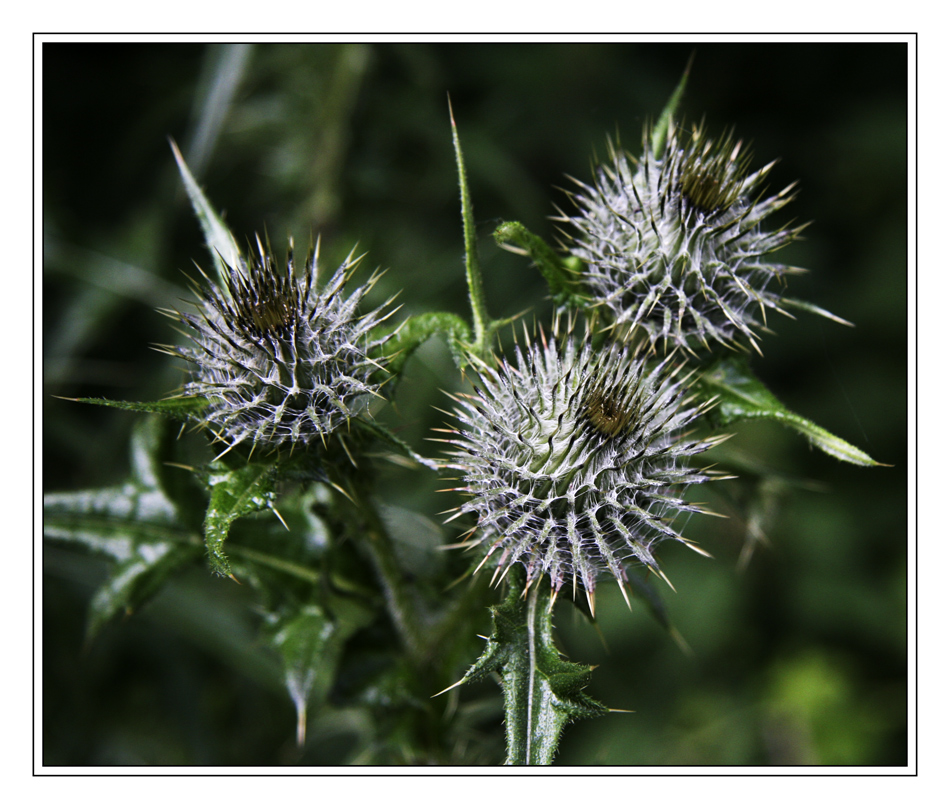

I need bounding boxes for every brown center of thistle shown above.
[680,168,735,215]
[678,129,750,215]
[245,294,296,336]
[583,386,636,438]
[227,255,302,340]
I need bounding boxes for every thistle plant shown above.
[43,52,895,768]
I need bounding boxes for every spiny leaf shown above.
[266,594,375,746]
[86,544,201,642]
[170,138,243,288]
[59,395,208,419]
[43,417,201,639]
[201,460,281,576]
[698,356,884,467]
[44,416,193,560]
[449,98,490,356]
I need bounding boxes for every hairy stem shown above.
[449,98,491,358]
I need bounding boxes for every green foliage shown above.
[170,138,243,288]
[651,54,692,157]
[43,417,203,641]
[450,99,490,358]
[200,459,281,577]
[61,395,209,418]
[382,311,471,380]
[43,43,906,768]
[698,356,883,466]
[265,595,375,746]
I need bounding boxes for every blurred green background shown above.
[43,42,907,766]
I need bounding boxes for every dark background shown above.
[43,42,908,766]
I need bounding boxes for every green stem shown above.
[500,567,559,765]
[453,565,605,764]
[381,310,472,377]
[449,99,491,358]
[522,582,542,764]
[493,221,586,307]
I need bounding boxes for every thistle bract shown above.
[166,238,393,450]
[568,125,805,353]
[445,334,722,600]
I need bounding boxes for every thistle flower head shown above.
[567,123,804,353]
[444,329,722,603]
[165,236,394,451]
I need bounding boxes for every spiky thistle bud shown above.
[566,123,808,354]
[442,329,725,608]
[162,236,394,451]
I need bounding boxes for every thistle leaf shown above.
[170,138,243,288]
[85,544,201,642]
[698,356,884,467]
[448,98,490,356]
[201,460,281,576]
[43,417,201,640]
[60,395,208,419]
[266,595,375,746]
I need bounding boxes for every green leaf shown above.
[266,594,375,745]
[44,416,193,559]
[455,568,607,765]
[698,356,883,467]
[86,544,201,641]
[43,417,201,639]
[651,54,693,158]
[220,484,333,595]
[201,460,281,576]
[492,221,587,308]
[60,395,208,419]
[170,138,243,288]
